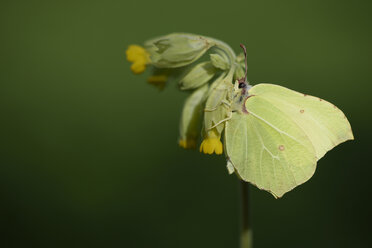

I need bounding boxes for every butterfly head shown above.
[232,44,252,110]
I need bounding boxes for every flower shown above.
[126,45,150,74]
[144,33,212,68]
[178,138,197,149]
[199,137,223,155]
[147,74,168,90]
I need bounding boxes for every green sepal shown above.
[179,84,209,148]
[179,62,216,90]
[144,33,212,68]
[210,52,229,70]
[234,64,245,80]
[204,73,233,135]
[234,52,246,80]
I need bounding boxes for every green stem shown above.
[207,37,237,76]
[240,180,252,248]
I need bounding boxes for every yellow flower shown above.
[147,74,168,90]
[199,138,223,155]
[126,45,150,74]
[179,138,197,149]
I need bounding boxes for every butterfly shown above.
[204,44,353,197]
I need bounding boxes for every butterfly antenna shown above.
[239,43,248,83]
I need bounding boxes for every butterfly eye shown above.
[238,82,246,89]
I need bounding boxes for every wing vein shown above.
[262,95,339,151]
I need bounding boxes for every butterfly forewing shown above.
[249,84,354,159]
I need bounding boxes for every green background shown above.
[1,0,371,247]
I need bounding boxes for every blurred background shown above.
[1,0,371,247]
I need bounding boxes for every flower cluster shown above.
[126,33,245,155]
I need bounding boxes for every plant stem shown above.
[240,180,252,248]
[207,37,237,76]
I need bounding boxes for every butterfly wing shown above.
[249,84,354,159]
[225,84,353,197]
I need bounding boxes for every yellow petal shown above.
[206,143,214,154]
[199,138,223,155]
[147,75,168,90]
[126,45,149,62]
[126,44,150,74]
[179,138,196,149]
[179,140,186,148]
[130,61,146,74]
[199,140,204,152]
[215,140,223,154]
[148,75,168,83]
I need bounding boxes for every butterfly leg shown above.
[221,100,231,107]
[204,107,218,112]
[207,111,232,130]
[204,101,231,112]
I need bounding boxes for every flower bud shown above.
[179,84,209,149]
[210,53,229,70]
[144,33,212,68]
[234,64,245,80]
[234,52,246,80]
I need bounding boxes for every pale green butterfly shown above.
[223,45,354,198]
